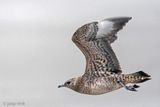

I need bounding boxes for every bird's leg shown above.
[117,80,140,91]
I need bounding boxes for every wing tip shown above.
[102,16,132,23]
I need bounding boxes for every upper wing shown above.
[72,17,131,78]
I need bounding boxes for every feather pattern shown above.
[72,17,131,80]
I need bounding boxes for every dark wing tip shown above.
[106,16,132,22]
[110,16,132,31]
[106,17,132,28]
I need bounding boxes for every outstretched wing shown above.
[72,17,131,78]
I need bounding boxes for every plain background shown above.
[0,0,159,107]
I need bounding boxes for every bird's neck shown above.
[72,76,84,92]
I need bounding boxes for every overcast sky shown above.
[0,0,159,107]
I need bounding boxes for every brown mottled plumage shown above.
[58,17,151,95]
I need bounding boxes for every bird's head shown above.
[58,77,80,90]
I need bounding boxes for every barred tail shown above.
[125,71,151,84]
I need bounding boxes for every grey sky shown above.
[0,0,159,107]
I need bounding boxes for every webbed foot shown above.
[125,84,140,91]
[117,80,140,92]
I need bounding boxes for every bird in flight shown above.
[58,17,151,95]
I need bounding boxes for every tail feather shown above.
[134,71,150,77]
[137,77,151,83]
[125,71,151,84]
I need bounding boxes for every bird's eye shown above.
[66,81,71,85]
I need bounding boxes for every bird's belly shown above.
[89,78,123,95]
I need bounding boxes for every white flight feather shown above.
[96,20,114,38]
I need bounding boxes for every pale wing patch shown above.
[96,20,113,38]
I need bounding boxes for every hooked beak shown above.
[58,84,64,88]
